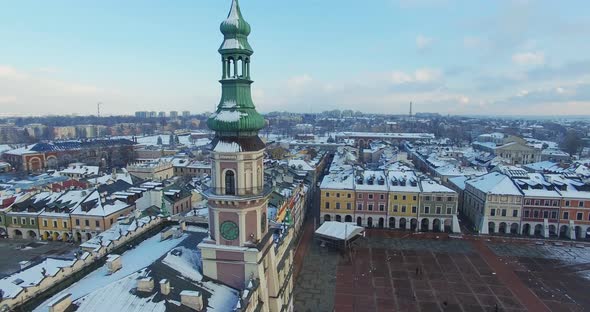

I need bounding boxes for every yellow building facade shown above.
[387,171,421,229]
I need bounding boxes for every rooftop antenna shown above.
[409,101,413,117]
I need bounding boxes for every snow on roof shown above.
[59,165,99,176]
[466,172,522,195]
[420,179,455,193]
[0,258,76,299]
[355,170,388,191]
[320,170,354,190]
[74,271,166,312]
[288,159,314,171]
[336,132,435,139]
[162,246,203,282]
[35,233,189,311]
[387,170,420,193]
[315,221,364,241]
[523,161,563,173]
[213,140,242,153]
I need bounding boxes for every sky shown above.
[1,0,590,117]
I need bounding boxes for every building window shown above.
[577,212,583,220]
[85,220,90,227]
[401,205,406,213]
[436,206,441,214]
[12,217,17,224]
[413,196,417,201]
[326,192,330,197]
[110,219,114,225]
[412,206,417,213]
[551,211,557,219]
[436,197,442,202]
[380,194,385,200]
[394,205,399,212]
[325,202,330,209]
[446,207,452,214]
[580,201,585,207]
[424,206,430,214]
[563,212,569,219]
[512,210,518,217]
[565,200,570,206]
[368,204,373,211]
[534,200,540,206]
[357,203,363,210]
[543,211,548,219]
[447,197,453,201]
[501,209,506,217]
[336,203,340,210]
[402,195,407,200]
[544,200,549,206]
[225,170,236,195]
[21,218,26,225]
[76,219,80,226]
[358,194,363,199]
[394,195,398,200]
[524,210,530,218]
[63,221,68,228]
[43,220,48,227]
[533,210,539,218]
[95,220,100,227]
[347,194,351,198]
[490,209,496,216]
[552,200,558,207]
[53,220,58,228]
[346,203,351,210]
[336,193,340,198]
[425,196,431,201]
[30,218,35,225]
[379,204,385,211]
[525,199,531,205]
[368,194,374,200]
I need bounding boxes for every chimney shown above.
[180,290,203,311]
[112,168,117,179]
[137,277,154,293]
[47,293,72,312]
[159,279,170,296]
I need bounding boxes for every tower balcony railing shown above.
[202,184,273,201]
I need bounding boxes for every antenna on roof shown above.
[97,102,102,118]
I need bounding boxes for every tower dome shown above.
[219,0,253,53]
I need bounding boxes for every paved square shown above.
[294,230,590,312]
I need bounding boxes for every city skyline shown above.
[1,0,590,116]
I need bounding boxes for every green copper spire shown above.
[207,0,265,135]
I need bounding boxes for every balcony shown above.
[202,184,273,201]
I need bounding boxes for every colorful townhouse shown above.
[6,192,61,239]
[419,179,459,232]
[0,195,19,237]
[513,173,561,237]
[546,174,590,239]
[70,190,135,242]
[387,170,420,230]
[320,169,355,224]
[464,172,523,235]
[38,190,90,241]
[354,170,389,228]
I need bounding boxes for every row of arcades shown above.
[322,214,455,233]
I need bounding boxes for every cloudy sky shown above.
[1,0,589,116]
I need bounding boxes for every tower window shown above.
[225,170,236,195]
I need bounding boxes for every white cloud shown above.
[0,96,17,104]
[416,35,434,50]
[286,74,313,89]
[512,51,545,66]
[388,68,441,84]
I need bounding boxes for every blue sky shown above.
[1,0,589,116]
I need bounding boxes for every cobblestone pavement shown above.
[293,242,340,312]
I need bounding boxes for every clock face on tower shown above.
[220,221,239,241]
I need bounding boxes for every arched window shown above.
[225,170,236,195]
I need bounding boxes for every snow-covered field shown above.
[33,234,189,312]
